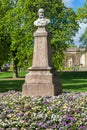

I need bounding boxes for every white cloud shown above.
[73,23,87,46]
[62,0,74,7]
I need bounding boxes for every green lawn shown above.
[0,71,26,92]
[0,71,27,79]
[0,80,24,92]
[60,71,87,92]
[0,71,87,93]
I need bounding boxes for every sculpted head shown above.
[38,8,45,19]
[34,8,50,27]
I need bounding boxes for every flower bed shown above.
[0,91,87,130]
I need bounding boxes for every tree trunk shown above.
[12,50,19,78]
[0,66,1,72]
[13,58,18,78]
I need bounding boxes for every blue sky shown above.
[62,0,87,46]
[72,0,85,11]
[62,0,85,11]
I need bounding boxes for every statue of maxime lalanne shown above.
[34,8,50,27]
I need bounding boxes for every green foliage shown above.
[0,0,79,70]
[80,29,87,48]
[68,43,77,48]
[0,0,13,67]
[77,0,87,48]
[77,0,87,20]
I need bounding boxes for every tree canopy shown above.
[77,0,87,47]
[0,0,79,75]
[0,0,13,68]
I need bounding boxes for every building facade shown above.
[65,48,87,69]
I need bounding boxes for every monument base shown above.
[22,67,62,97]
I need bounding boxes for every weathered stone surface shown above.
[22,9,62,97]
[22,69,62,96]
[33,27,52,67]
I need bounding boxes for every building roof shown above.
[66,47,85,53]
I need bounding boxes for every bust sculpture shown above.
[34,8,50,27]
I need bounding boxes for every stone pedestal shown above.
[22,27,62,97]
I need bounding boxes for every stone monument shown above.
[22,8,62,97]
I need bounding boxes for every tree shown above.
[1,0,79,76]
[77,0,87,20]
[0,0,21,76]
[68,43,77,48]
[0,32,11,70]
[0,0,13,70]
[79,29,87,48]
[77,0,87,48]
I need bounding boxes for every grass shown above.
[0,80,24,92]
[0,71,26,93]
[60,71,87,92]
[0,71,27,79]
[0,71,87,93]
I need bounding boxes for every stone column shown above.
[22,8,62,97]
[32,27,52,68]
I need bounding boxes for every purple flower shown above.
[44,100,49,105]
[80,126,86,130]
[66,115,74,121]
[41,123,47,128]
[37,122,43,126]
[0,115,2,119]
[16,113,23,117]
[77,109,81,113]
[44,95,51,98]
[68,122,73,126]
[37,122,46,128]
[51,124,57,129]
[6,109,12,114]
[62,121,67,126]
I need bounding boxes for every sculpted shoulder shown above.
[34,18,50,27]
